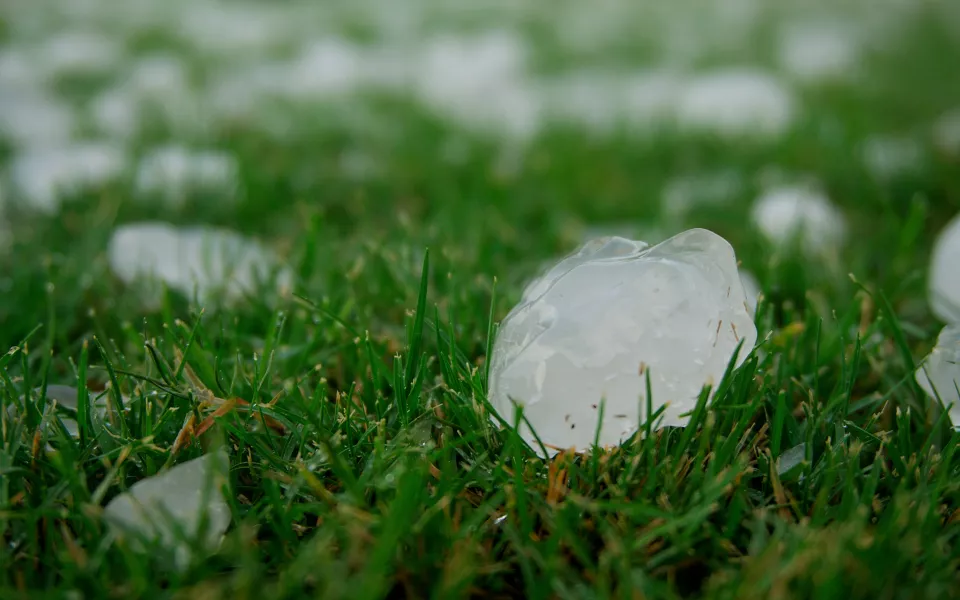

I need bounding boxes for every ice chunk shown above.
[777,442,807,475]
[751,185,846,254]
[135,146,239,205]
[661,170,742,221]
[929,214,960,323]
[37,30,122,79]
[675,70,795,138]
[9,143,127,213]
[489,229,757,457]
[107,222,293,307]
[915,325,960,423]
[740,271,761,316]
[860,135,923,179]
[104,450,231,565]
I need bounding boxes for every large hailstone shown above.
[915,325,960,423]
[751,185,846,255]
[488,229,757,456]
[104,450,231,566]
[929,214,960,323]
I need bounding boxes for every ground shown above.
[2,1,960,598]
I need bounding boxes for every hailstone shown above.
[915,325,960,424]
[929,214,960,323]
[488,229,757,457]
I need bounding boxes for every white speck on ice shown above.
[104,450,231,566]
[675,69,796,138]
[107,222,293,306]
[751,185,847,254]
[135,146,239,205]
[929,214,960,323]
[915,325,960,424]
[9,143,127,213]
[776,22,859,83]
[489,229,757,457]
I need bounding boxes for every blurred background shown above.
[1,0,959,344]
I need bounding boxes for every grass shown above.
[3,6,960,600]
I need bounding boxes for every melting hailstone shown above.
[488,229,757,457]
[751,185,846,255]
[104,450,231,565]
[915,325,960,424]
[929,214,960,323]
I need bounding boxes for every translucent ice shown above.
[915,325,960,423]
[929,214,960,323]
[488,229,757,456]
[104,450,230,566]
[751,185,846,255]
[107,222,292,307]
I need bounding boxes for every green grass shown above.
[3,7,960,600]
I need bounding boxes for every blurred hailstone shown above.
[929,214,960,323]
[135,146,239,205]
[675,69,795,138]
[915,325,960,424]
[750,185,847,254]
[9,143,127,213]
[489,229,757,457]
[36,30,123,79]
[104,450,231,567]
[661,170,742,221]
[107,222,293,307]
[776,22,859,83]
[860,135,923,179]
[933,108,960,156]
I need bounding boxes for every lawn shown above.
[2,1,960,598]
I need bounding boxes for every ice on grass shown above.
[740,271,761,316]
[861,135,923,179]
[915,325,960,424]
[488,229,757,457]
[107,222,293,307]
[776,23,859,83]
[675,70,795,138]
[135,146,239,205]
[104,450,231,566]
[36,30,123,79]
[751,185,847,255]
[9,143,126,213]
[929,214,960,323]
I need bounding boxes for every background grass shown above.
[2,1,960,598]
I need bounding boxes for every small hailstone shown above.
[933,108,960,155]
[776,23,859,83]
[915,325,960,423]
[9,143,127,213]
[36,30,123,78]
[860,135,923,179]
[489,229,757,457]
[675,69,795,138]
[751,185,847,254]
[107,222,293,306]
[104,450,231,566]
[777,443,807,475]
[135,146,239,204]
[929,214,960,323]
[661,170,742,221]
[0,89,76,148]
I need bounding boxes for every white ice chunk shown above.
[107,222,293,306]
[489,229,757,457]
[0,89,76,149]
[929,214,960,323]
[777,23,859,83]
[9,143,127,213]
[915,325,960,424]
[36,30,123,78]
[135,146,239,205]
[751,185,847,254]
[675,70,795,138]
[104,450,231,565]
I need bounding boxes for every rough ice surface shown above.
[929,214,960,323]
[104,450,231,565]
[135,146,239,204]
[751,185,847,254]
[107,222,293,306]
[489,229,758,457]
[776,22,859,82]
[915,325,960,424]
[675,70,796,138]
[9,143,127,213]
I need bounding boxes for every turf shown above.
[3,6,960,600]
